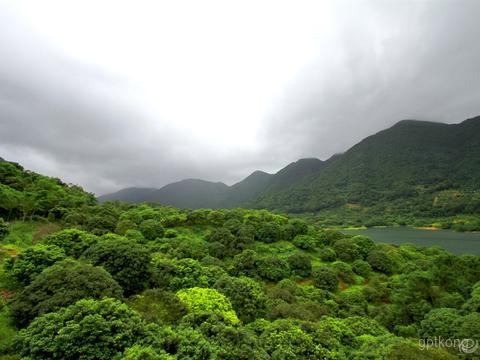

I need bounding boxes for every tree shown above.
[0,217,8,241]
[257,256,290,282]
[44,228,98,258]
[15,298,147,360]
[128,289,186,324]
[332,238,360,262]
[420,308,460,339]
[176,287,239,324]
[11,259,123,328]
[367,249,397,275]
[256,222,282,243]
[139,219,165,241]
[292,235,317,250]
[82,238,151,295]
[4,244,66,285]
[352,259,372,277]
[312,266,339,292]
[287,253,312,277]
[214,276,267,323]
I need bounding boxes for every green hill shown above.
[252,116,480,217]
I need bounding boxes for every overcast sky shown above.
[1,0,480,195]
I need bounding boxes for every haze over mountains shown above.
[99,116,480,215]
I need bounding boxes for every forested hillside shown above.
[1,161,479,359]
[99,117,480,228]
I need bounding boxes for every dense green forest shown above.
[1,160,480,359]
[100,117,480,230]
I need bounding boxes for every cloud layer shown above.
[1,0,479,195]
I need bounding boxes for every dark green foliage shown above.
[0,160,95,221]
[367,248,398,274]
[128,289,186,324]
[214,276,267,323]
[318,246,337,262]
[312,266,339,292]
[44,228,98,258]
[14,298,147,360]
[256,222,283,243]
[4,244,66,285]
[287,253,312,277]
[292,234,317,250]
[333,238,360,262]
[332,261,355,284]
[82,238,151,295]
[352,259,372,277]
[139,219,165,240]
[257,256,290,282]
[0,217,8,240]
[11,260,123,328]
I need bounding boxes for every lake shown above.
[340,226,480,255]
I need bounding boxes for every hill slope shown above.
[99,158,325,208]
[251,116,480,215]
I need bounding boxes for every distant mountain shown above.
[99,116,480,215]
[251,116,480,214]
[99,179,229,208]
[99,158,325,208]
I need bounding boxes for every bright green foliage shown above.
[4,244,66,285]
[312,266,339,292]
[11,259,123,328]
[139,219,165,240]
[214,276,267,323]
[332,261,355,284]
[176,287,239,324]
[14,298,147,360]
[44,228,98,258]
[82,238,151,295]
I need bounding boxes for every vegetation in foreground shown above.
[1,159,480,359]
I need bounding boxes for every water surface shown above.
[341,227,480,255]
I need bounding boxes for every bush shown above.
[287,253,312,277]
[15,298,147,360]
[139,219,165,241]
[82,238,151,295]
[257,256,290,282]
[44,228,98,258]
[312,266,339,292]
[4,244,66,285]
[11,259,123,328]
[352,259,372,277]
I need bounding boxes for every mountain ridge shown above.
[99,116,480,215]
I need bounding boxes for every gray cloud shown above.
[1,1,479,195]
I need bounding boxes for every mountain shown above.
[99,116,480,216]
[251,116,480,215]
[99,179,229,208]
[99,158,325,208]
